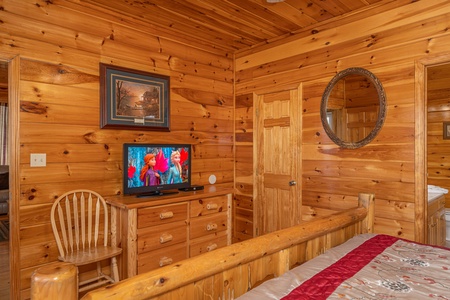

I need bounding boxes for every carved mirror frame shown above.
[320,67,387,149]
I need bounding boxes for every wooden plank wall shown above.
[234,0,450,242]
[4,0,450,296]
[0,62,7,103]
[0,0,234,298]
[427,63,450,208]
[234,93,254,242]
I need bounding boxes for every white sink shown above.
[428,192,444,202]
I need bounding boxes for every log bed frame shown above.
[81,193,375,300]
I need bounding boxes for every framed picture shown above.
[100,63,170,131]
[444,122,450,140]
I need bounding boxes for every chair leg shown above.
[111,256,119,282]
[96,261,102,278]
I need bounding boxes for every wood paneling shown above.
[0,63,7,103]
[0,239,10,300]
[67,0,385,53]
[2,0,234,297]
[234,92,254,241]
[234,0,450,243]
[4,0,450,297]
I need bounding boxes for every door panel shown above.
[255,87,301,236]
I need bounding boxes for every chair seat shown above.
[60,245,122,266]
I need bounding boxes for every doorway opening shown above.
[415,53,450,245]
[425,63,450,247]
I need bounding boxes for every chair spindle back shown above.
[51,190,109,259]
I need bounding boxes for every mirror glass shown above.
[320,67,387,149]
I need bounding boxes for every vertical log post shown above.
[31,262,78,300]
[359,193,375,233]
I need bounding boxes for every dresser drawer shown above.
[190,231,228,257]
[190,195,229,217]
[137,220,187,254]
[190,211,228,239]
[137,202,188,228]
[137,242,188,274]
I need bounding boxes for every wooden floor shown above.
[0,239,10,300]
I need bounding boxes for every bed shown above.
[237,233,450,299]
[80,193,375,300]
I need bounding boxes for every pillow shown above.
[0,166,8,190]
[0,189,8,201]
[0,165,8,174]
[0,172,8,190]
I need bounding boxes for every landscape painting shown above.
[100,63,170,131]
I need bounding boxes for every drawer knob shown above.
[207,223,218,231]
[206,203,218,210]
[206,243,218,252]
[159,256,173,267]
[160,211,174,220]
[159,233,173,244]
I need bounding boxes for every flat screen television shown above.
[123,143,191,197]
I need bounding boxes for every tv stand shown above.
[136,190,179,198]
[105,187,233,278]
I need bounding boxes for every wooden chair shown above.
[50,189,122,293]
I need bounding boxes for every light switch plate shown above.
[30,153,46,167]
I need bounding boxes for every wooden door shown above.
[344,106,378,142]
[254,87,301,236]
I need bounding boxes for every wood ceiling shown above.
[79,0,385,54]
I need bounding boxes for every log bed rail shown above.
[80,193,374,300]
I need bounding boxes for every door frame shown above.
[1,53,20,300]
[415,53,450,244]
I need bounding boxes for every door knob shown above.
[289,180,296,186]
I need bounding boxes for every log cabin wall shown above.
[427,63,450,209]
[234,0,450,242]
[4,0,450,297]
[1,0,234,298]
[0,62,7,104]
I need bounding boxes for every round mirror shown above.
[320,67,386,149]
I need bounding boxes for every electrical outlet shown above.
[30,153,46,167]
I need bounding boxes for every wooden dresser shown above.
[106,186,233,279]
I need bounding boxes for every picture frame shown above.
[100,63,170,131]
[443,122,450,140]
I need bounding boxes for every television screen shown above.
[123,143,191,197]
